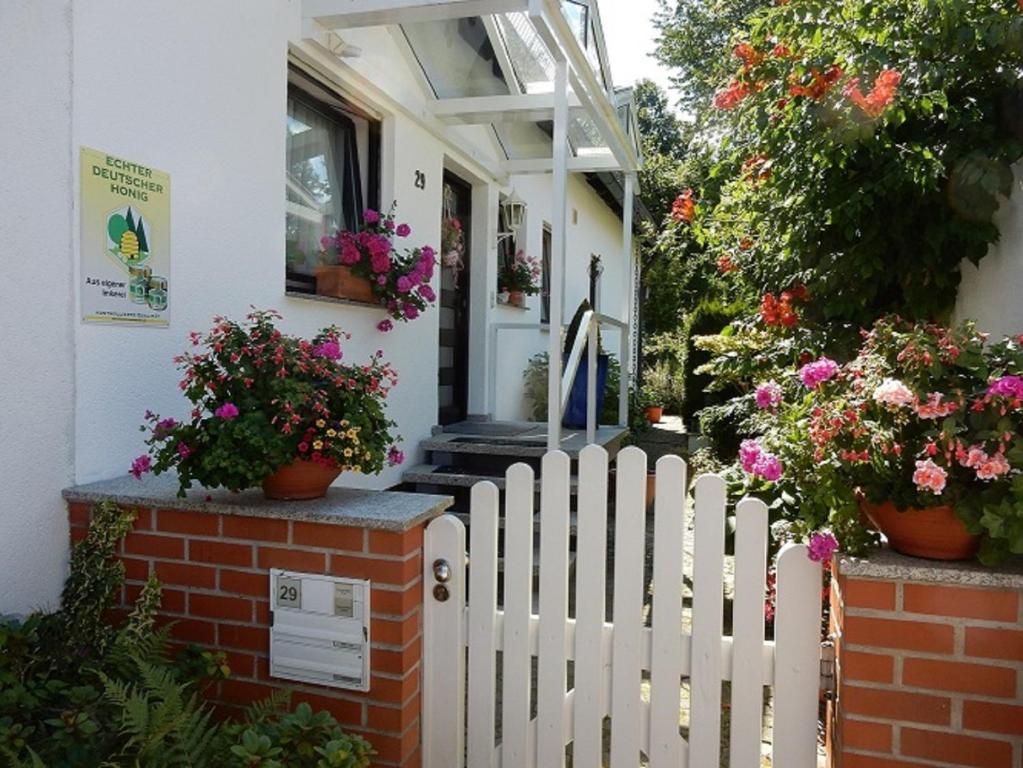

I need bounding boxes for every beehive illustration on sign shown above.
[106,206,150,268]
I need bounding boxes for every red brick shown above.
[189,539,253,567]
[121,557,151,581]
[223,516,289,542]
[254,601,270,625]
[218,623,267,652]
[331,553,422,586]
[963,701,1023,737]
[966,627,1023,662]
[369,527,423,557]
[843,756,933,768]
[219,569,268,597]
[901,727,1014,768]
[257,547,326,572]
[68,502,91,526]
[166,618,216,645]
[372,613,420,647]
[124,532,185,559]
[369,670,419,705]
[71,527,88,544]
[903,583,1018,623]
[372,584,422,617]
[189,593,252,622]
[130,509,153,531]
[220,679,277,707]
[843,685,951,725]
[153,560,216,589]
[367,697,420,732]
[290,692,363,727]
[372,637,422,676]
[842,719,892,753]
[842,650,894,684]
[356,721,420,763]
[221,650,256,679]
[844,616,954,654]
[157,509,219,535]
[843,578,897,611]
[293,521,364,551]
[903,657,1016,698]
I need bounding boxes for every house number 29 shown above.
[414,170,427,190]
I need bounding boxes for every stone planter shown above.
[860,499,981,560]
[314,265,377,304]
[262,460,342,501]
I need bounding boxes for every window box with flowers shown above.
[733,318,1023,564]
[131,309,406,501]
[498,250,541,308]
[318,208,437,330]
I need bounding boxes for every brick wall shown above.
[68,502,425,768]
[828,559,1023,768]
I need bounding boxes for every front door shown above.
[438,172,472,426]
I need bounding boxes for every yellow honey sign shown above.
[80,147,170,326]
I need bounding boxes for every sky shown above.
[598,0,679,106]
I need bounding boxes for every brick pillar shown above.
[68,502,427,768]
[827,553,1023,768]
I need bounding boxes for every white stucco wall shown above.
[0,0,76,614]
[955,165,1023,338]
[0,0,634,612]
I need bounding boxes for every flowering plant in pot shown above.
[132,309,405,500]
[319,207,437,325]
[498,250,541,307]
[732,317,1023,564]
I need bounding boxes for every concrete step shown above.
[427,422,629,461]
[403,464,581,492]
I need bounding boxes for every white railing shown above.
[488,312,630,445]
[421,447,825,768]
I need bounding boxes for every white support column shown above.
[547,60,569,451]
[619,174,635,428]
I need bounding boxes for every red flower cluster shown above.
[789,65,843,100]
[734,43,764,71]
[717,254,738,274]
[672,189,696,223]
[743,153,773,183]
[714,80,751,110]
[844,69,902,118]
[760,285,809,328]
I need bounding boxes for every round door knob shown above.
[433,559,452,583]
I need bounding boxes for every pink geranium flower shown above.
[755,380,783,410]
[976,452,1011,481]
[913,458,947,495]
[215,403,240,420]
[988,375,1023,399]
[807,532,839,563]
[313,340,343,360]
[872,379,914,408]
[130,454,152,480]
[798,357,839,389]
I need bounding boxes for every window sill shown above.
[496,301,530,311]
[285,291,382,311]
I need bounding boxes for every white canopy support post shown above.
[586,314,598,445]
[547,59,569,452]
[619,174,635,429]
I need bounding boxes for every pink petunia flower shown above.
[176,442,193,459]
[387,446,405,467]
[755,380,783,410]
[988,375,1023,399]
[130,454,152,480]
[396,223,411,237]
[363,209,380,224]
[313,340,343,360]
[377,319,394,333]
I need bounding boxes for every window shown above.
[285,70,380,294]
[541,225,552,324]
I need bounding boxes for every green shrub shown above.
[0,503,374,767]
[681,298,747,423]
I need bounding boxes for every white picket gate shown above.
[422,446,823,768]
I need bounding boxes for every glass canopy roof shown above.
[398,0,638,164]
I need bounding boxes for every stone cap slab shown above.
[837,546,1023,590]
[64,473,453,533]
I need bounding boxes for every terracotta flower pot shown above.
[315,265,377,304]
[645,405,664,424]
[509,290,525,307]
[860,499,981,561]
[262,460,342,501]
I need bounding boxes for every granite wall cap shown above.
[64,473,453,533]
[837,546,1023,590]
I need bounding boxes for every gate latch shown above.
[820,636,836,700]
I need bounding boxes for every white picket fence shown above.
[422,446,823,768]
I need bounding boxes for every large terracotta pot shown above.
[315,265,377,304]
[262,460,342,501]
[509,290,525,307]
[645,405,664,425]
[860,499,980,561]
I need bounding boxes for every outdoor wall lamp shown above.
[497,191,527,243]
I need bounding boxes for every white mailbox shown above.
[269,569,371,692]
